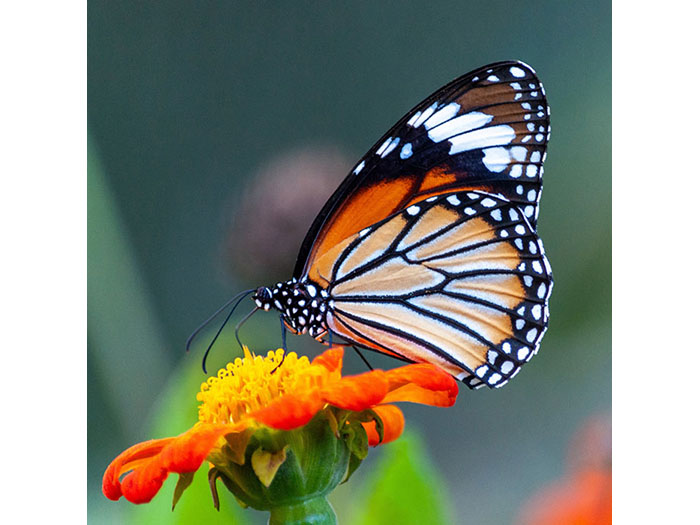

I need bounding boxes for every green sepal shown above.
[251,445,289,487]
[171,471,195,511]
[339,417,369,484]
[207,467,222,511]
[355,408,384,444]
[223,428,255,465]
[324,406,340,436]
[342,450,364,484]
[341,419,369,461]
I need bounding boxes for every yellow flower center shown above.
[197,347,318,425]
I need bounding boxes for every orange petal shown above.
[311,346,344,372]
[321,369,389,411]
[363,404,405,446]
[103,423,242,504]
[251,392,325,430]
[102,437,175,501]
[382,364,458,406]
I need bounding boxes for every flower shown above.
[517,414,612,525]
[518,469,612,525]
[103,346,458,520]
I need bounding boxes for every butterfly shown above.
[210,61,552,389]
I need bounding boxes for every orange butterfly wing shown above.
[295,61,550,283]
[321,191,552,389]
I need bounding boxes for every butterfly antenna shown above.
[200,292,255,373]
[234,306,259,350]
[185,289,256,354]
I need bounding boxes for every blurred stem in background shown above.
[88,133,172,441]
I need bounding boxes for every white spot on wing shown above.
[380,137,400,158]
[510,66,526,78]
[537,282,547,299]
[412,102,438,128]
[400,143,413,159]
[407,110,422,127]
[526,328,538,343]
[532,304,542,320]
[511,146,527,162]
[501,360,515,374]
[482,147,510,173]
[353,160,365,175]
[407,205,420,216]
[376,137,392,157]
[423,102,461,129]
[428,112,493,143]
[447,125,516,155]
[488,373,502,385]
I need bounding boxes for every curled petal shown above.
[382,364,458,406]
[363,405,405,446]
[103,437,175,501]
[321,370,388,411]
[104,423,241,504]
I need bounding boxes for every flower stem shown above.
[268,495,337,525]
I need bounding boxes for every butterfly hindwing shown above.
[321,190,552,389]
[296,61,550,280]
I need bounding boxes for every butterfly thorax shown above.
[253,279,329,338]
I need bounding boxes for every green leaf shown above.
[172,471,195,510]
[349,431,455,525]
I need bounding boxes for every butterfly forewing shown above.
[295,60,550,280]
[322,191,552,388]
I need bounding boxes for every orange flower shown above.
[518,414,612,525]
[518,468,612,525]
[103,346,458,507]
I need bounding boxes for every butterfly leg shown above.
[234,306,258,350]
[279,314,288,352]
[318,332,372,370]
[352,345,374,372]
[271,315,288,374]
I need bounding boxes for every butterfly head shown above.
[253,279,329,338]
[252,286,274,311]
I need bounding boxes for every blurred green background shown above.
[88,2,610,524]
